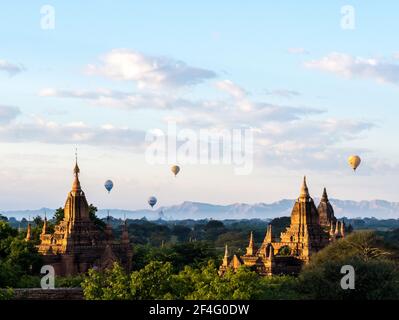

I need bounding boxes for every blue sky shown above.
[0,1,399,210]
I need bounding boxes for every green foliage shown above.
[131,241,218,272]
[33,216,43,227]
[171,225,191,242]
[17,275,41,288]
[82,229,399,301]
[0,221,43,287]
[270,217,291,235]
[82,263,131,300]
[298,231,399,299]
[203,220,226,241]
[0,288,14,300]
[83,261,300,300]
[0,220,18,240]
[130,261,175,299]
[56,275,84,288]
[214,231,248,253]
[183,263,266,300]
[53,207,65,224]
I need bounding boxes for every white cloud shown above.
[0,59,25,76]
[39,87,197,110]
[304,52,399,86]
[254,119,374,170]
[215,80,247,99]
[0,117,146,147]
[86,49,216,89]
[37,76,377,173]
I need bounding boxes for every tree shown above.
[130,261,175,299]
[82,259,300,300]
[298,231,399,299]
[82,263,130,300]
[172,225,191,242]
[53,207,64,224]
[33,216,43,227]
[0,221,43,287]
[203,220,226,241]
[131,242,218,272]
[0,221,18,241]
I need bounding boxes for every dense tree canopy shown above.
[82,261,300,300]
[298,231,399,299]
[0,221,42,287]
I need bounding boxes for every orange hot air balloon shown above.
[171,165,180,177]
[348,155,361,171]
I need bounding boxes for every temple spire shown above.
[222,244,229,267]
[25,220,32,241]
[329,221,335,236]
[299,176,310,200]
[321,187,328,202]
[265,224,273,243]
[340,220,345,238]
[246,231,256,256]
[42,213,47,235]
[72,149,81,192]
[334,221,340,236]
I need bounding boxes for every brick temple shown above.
[30,158,132,276]
[220,177,345,276]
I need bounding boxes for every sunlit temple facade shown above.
[28,158,133,276]
[220,177,345,276]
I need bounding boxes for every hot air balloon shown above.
[348,155,361,171]
[104,180,114,193]
[148,196,157,208]
[171,165,180,177]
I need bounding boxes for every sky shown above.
[0,1,399,210]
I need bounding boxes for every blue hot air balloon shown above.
[148,196,157,208]
[104,180,114,193]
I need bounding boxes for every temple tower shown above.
[245,231,256,256]
[317,188,337,228]
[280,176,329,259]
[25,222,32,241]
[36,155,132,276]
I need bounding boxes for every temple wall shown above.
[7,288,84,300]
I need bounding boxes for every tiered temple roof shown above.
[34,157,132,276]
[220,176,345,276]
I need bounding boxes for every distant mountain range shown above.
[2,199,399,220]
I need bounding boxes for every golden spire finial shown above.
[299,176,310,199]
[72,149,81,191]
[74,148,80,176]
